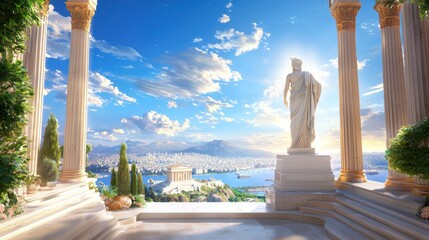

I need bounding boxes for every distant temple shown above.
[167,165,192,182]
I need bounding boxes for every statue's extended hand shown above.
[284,99,288,108]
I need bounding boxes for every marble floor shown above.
[118,218,330,240]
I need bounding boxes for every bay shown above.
[96,168,389,190]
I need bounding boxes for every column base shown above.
[337,170,367,183]
[59,170,87,183]
[412,177,429,196]
[385,176,414,191]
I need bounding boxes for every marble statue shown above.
[283,58,321,149]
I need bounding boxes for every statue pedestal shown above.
[266,149,336,210]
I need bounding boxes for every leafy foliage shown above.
[0,60,32,202]
[99,185,117,200]
[40,158,58,183]
[137,173,144,195]
[380,0,429,18]
[110,168,117,189]
[386,118,429,180]
[0,0,43,58]
[117,143,130,195]
[131,163,138,195]
[39,113,61,169]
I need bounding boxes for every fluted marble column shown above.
[24,0,50,175]
[402,1,426,124]
[60,0,96,183]
[331,1,366,183]
[413,15,429,195]
[374,2,413,191]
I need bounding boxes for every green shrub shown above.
[117,143,130,195]
[386,118,429,180]
[110,168,117,188]
[99,185,117,200]
[39,114,61,170]
[40,158,58,183]
[131,163,137,195]
[137,172,144,195]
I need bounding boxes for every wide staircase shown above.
[1,181,428,240]
[0,181,126,240]
[298,192,429,240]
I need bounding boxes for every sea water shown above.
[96,168,389,190]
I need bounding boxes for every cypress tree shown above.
[110,167,117,189]
[137,172,144,195]
[117,143,130,195]
[131,163,138,195]
[144,184,149,199]
[39,113,61,173]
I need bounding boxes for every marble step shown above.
[14,200,106,240]
[338,181,423,215]
[324,218,369,240]
[137,210,325,224]
[299,206,385,240]
[308,201,410,240]
[341,195,429,230]
[0,191,101,239]
[337,197,429,239]
[25,181,90,203]
[92,220,125,240]
[75,213,117,240]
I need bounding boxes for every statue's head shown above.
[291,57,302,71]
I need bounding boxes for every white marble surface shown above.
[119,218,330,240]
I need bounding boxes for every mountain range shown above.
[89,140,274,158]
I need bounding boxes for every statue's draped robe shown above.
[289,72,321,148]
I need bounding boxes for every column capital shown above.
[66,2,95,32]
[374,2,401,28]
[331,3,361,31]
[41,0,50,17]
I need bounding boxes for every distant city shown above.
[87,140,388,175]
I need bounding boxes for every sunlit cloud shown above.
[121,111,190,136]
[208,23,264,56]
[137,48,241,98]
[363,83,383,96]
[218,14,231,23]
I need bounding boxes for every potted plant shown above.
[41,158,59,188]
[25,174,41,194]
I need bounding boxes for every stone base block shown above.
[274,153,336,192]
[265,188,337,210]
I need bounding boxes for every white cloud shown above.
[218,14,231,23]
[47,5,71,59]
[226,2,233,9]
[358,59,369,70]
[112,128,126,134]
[363,83,383,96]
[90,38,143,61]
[167,101,178,108]
[89,72,137,106]
[44,69,136,107]
[93,131,118,142]
[47,5,143,61]
[137,48,241,98]
[208,23,264,56]
[327,57,369,71]
[221,117,234,122]
[122,65,135,69]
[200,96,235,112]
[122,111,190,136]
[193,37,203,43]
[289,16,298,24]
[361,20,380,34]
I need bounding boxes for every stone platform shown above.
[266,149,336,210]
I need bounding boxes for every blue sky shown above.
[43,0,386,153]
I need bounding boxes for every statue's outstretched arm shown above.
[284,76,291,108]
